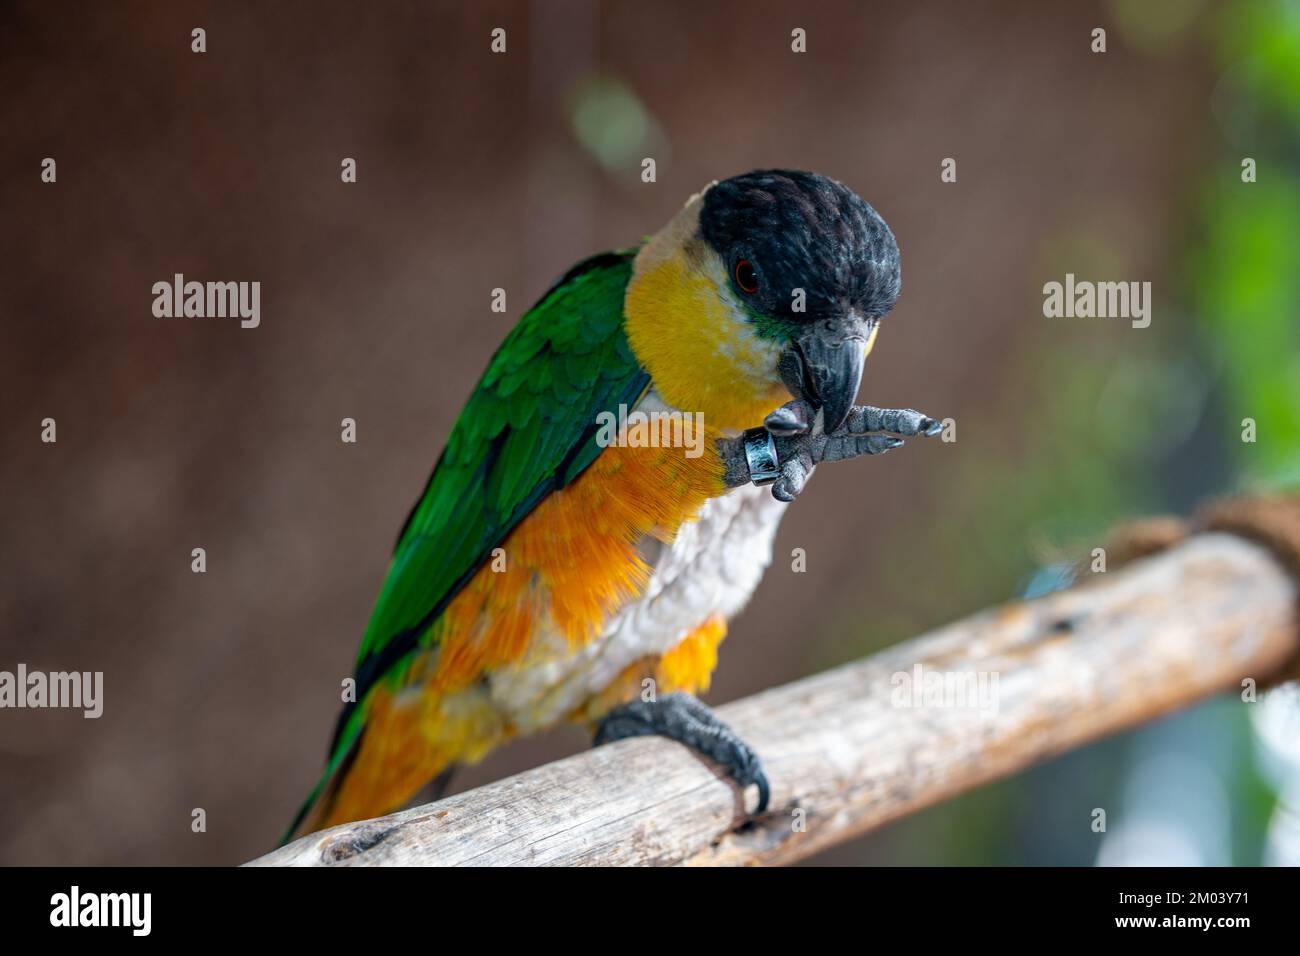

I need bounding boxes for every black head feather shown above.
[698,170,901,330]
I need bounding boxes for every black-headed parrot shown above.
[285,170,942,842]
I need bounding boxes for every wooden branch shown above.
[250,531,1299,867]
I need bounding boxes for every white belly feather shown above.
[487,481,787,730]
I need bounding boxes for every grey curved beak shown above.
[783,315,875,433]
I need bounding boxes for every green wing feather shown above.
[283,250,647,843]
[331,250,647,765]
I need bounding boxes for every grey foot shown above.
[595,691,770,814]
[765,399,944,502]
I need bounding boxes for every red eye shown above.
[734,259,759,294]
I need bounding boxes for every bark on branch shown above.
[250,527,1300,867]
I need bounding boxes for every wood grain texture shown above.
[249,532,1299,867]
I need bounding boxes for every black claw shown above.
[764,403,811,437]
[881,436,904,452]
[753,769,771,814]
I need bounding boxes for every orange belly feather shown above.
[316,435,731,830]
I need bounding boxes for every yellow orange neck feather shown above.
[623,194,790,433]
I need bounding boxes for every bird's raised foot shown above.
[761,398,945,501]
[594,691,770,814]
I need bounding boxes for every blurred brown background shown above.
[0,0,1230,865]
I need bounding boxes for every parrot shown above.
[283,169,942,843]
